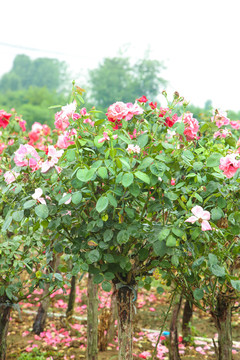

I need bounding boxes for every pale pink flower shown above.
[8,139,14,145]
[80,108,87,116]
[32,122,43,132]
[171,178,176,185]
[14,144,40,170]
[230,120,240,130]
[219,153,240,178]
[56,131,75,149]
[54,111,70,131]
[61,100,77,117]
[211,109,230,128]
[83,118,95,127]
[41,146,64,173]
[185,205,212,231]
[213,129,232,138]
[106,102,128,123]
[179,113,199,141]
[62,192,71,204]
[0,143,6,154]
[125,102,144,121]
[32,188,46,205]
[4,170,19,184]
[127,144,141,154]
[98,132,110,143]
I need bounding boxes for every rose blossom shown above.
[219,153,240,178]
[211,109,230,128]
[0,143,6,154]
[0,110,12,128]
[4,170,20,185]
[41,146,64,173]
[32,188,46,205]
[14,144,41,170]
[230,120,240,130]
[185,205,212,231]
[213,129,232,138]
[178,113,199,141]
[137,95,148,103]
[98,132,110,143]
[127,144,141,154]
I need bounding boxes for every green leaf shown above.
[211,207,224,221]
[172,228,184,238]
[138,157,154,170]
[158,228,170,241]
[134,171,150,184]
[104,272,115,280]
[192,256,205,268]
[2,216,12,232]
[96,196,109,213]
[93,273,104,284]
[171,255,179,267]
[129,183,140,197]
[35,204,49,219]
[231,280,240,291]
[166,235,177,247]
[88,249,101,263]
[59,193,71,205]
[150,162,167,176]
[193,288,204,300]
[102,281,112,292]
[182,150,194,160]
[72,192,82,205]
[122,173,134,187]
[104,229,114,242]
[12,210,24,222]
[193,162,203,171]
[206,153,222,167]
[137,134,149,148]
[175,121,185,135]
[217,197,227,208]
[77,168,96,182]
[24,200,36,209]
[98,167,108,179]
[66,149,76,161]
[120,158,131,170]
[54,273,63,281]
[210,264,226,277]
[117,230,129,245]
[107,193,117,208]
[153,240,167,256]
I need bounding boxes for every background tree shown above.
[88,56,166,109]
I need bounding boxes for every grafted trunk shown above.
[211,296,233,360]
[116,285,134,360]
[169,296,182,360]
[87,273,98,360]
[33,253,60,334]
[107,287,117,345]
[182,299,193,345]
[66,275,76,321]
[0,297,11,360]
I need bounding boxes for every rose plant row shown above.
[0,87,239,360]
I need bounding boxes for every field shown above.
[6,277,240,360]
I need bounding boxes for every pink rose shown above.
[4,170,20,184]
[230,120,240,130]
[185,205,212,231]
[41,146,64,173]
[14,144,40,170]
[106,102,128,124]
[178,113,199,141]
[211,109,230,128]
[54,110,70,131]
[19,120,26,132]
[219,153,240,178]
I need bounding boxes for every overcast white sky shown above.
[1,0,240,111]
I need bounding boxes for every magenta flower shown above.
[185,205,212,231]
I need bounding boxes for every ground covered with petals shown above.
[7,280,240,359]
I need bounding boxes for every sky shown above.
[1,0,240,111]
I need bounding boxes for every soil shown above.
[5,281,240,360]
